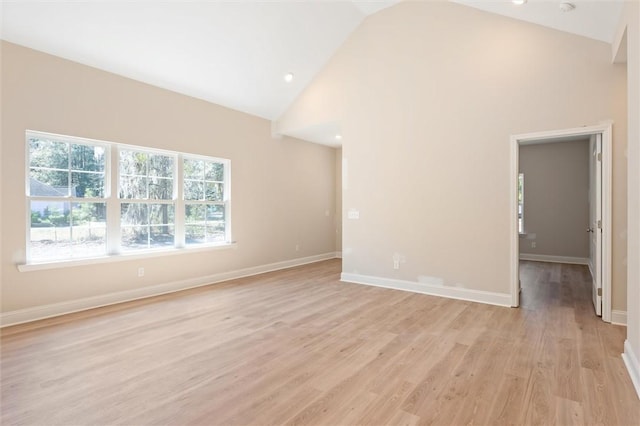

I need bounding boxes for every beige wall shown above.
[616,0,640,391]
[0,41,337,314]
[630,0,640,392]
[335,148,343,253]
[519,140,590,258]
[278,1,628,310]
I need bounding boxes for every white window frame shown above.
[25,132,111,262]
[23,130,233,270]
[182,154,232,246]
[117,146,178,252]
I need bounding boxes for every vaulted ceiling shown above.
[1,1,399,120]
[1,0,624,143]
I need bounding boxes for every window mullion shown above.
[67,142,72,198]
[175,154,185,248]
[107,145,121,255]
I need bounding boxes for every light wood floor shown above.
[1,259,639,425]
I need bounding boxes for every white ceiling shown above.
[0,0,624,146]
[451,0,624,44]
[0,1,398,120]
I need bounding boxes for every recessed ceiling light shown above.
[512,0,527,5]
[559,2,575,12]
[335,134,342,141]
[284,72,294,83]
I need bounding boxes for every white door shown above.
[589,134,602,316]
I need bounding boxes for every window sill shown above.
[17,242,237,272]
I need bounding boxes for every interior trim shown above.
[340,272,512,307]
[518,254,589,265]
[622,339,640,399]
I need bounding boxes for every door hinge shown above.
[597,153,602,161]
[597,220,602,229]
[597,288,602,297]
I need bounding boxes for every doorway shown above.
[509,123,612,322]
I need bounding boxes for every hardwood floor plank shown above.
[522,364,557,425]
[555,337,583,402]
[357,380,416,425]
[581,367,619,425]
[387,409,420,426]
[449,335,515,426]
[555,397,585,426]
[487,373,529,425]
[400,342,468,417]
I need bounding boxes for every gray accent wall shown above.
[519,139,590,259]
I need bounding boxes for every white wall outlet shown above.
[531,242,536,248]
[392,253,403,270]
[138,267,145,277]
[348,209,359,219]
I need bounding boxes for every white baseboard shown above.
[611,310,627,326]
[340,273,512,307]
[622,339,640,400]
[1,252,338,328]
[519,253,589,265]
[335,251,343,259]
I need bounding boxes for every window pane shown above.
[149,204,175,225]
[121,227,149,251]
[71,144,105,172]
[121,203,148,226]
[120,150,148,176]
[185,204,226,245]
[72,202,107,225]
[30,201,72,261]
[185,225,205,244]
[149,154,173,178]
[150,226,174,247]
[149,177,173,200]
[205,182,223,201]
[30,169,69,197]
[205,162,224,181]
[184,180,204,200]
[120,176,148,199]
[206,223,225,243]
[72,172,104,198]
[206,204,225,221]
[71,202,107,257]
[184,159,204,180]
[185,204,205,223]
[29,138,68,169]
[29,140,106,200]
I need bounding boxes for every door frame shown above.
[509,122,613,322]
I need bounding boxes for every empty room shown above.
[1,1,639,425]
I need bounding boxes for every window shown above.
[183,158,228,245]
[518,172,524,234]
[28,135,107,261]
[26,131,231,264]
[119,150,176,251]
